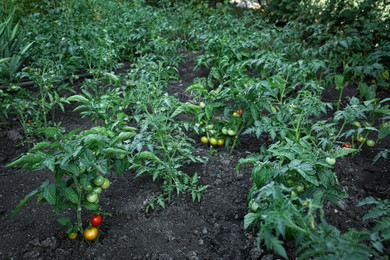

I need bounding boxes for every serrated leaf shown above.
[58,217,72,226]
[362,208,385,220]
[67,95,89,103]
[5,153,44,169]
[244,212,259,229]
[29,141,51,153]
[12,187,41,217]
[42,184,56,205]
[135,151,161,162]
[379,125,390,139]
[33,127,62,137]
[111,132,136,145]
[102,147,130,154]
[64,187,78,204]
[83,202,99,211]
[186,83,207,94]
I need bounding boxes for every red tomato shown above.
[342,143,351,148]
[90,214,103,227]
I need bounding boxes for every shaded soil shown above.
[0,51,389,259]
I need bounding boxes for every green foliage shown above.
[0,5,33,84]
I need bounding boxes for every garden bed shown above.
[1,52,388,259]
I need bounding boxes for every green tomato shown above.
[356,135,365,143]
[86,192,99,203]
[366,139,376,147]
[93,187,102,194]
[227,129,236,136]
[250,200,259,212]
[79,165,87,174]
[101,178,111,190]
[296,184,305,193]
[221,127,228,135]
[83,184,93,192]
[326,157,336,165]
[353,121,361,128]
[93,176,105,187]
[199,102,206,108]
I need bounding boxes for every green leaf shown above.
[379,125,390,139]
[33,127,62,138]
[84,202,99,211]
[110,132,136,145]
[135,151,161,162]
[42,184,56,205]
[333,147,358,158]
[267,236,288,259]
[64,187,79,204]
[67,95,89,103]
[29,141,51,153]
[12,187,41,217]
[102,148,130,155]
[186,83,208,94]
[58,217,72,227]
[244,212,259,229]
[5,153,44,169]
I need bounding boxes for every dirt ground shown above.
[0,51,389,259]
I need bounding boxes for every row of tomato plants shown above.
[176,6,390,257]
[2,1,389,256]
[3,0,209,239]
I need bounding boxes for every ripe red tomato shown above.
[90,214,103,227]
[84,227,99,241]
[342,143,351,148]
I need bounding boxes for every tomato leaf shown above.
[379,125,390,139]
[42,184,57,205]
[102,148,130,155]
[12,187,41,217]
[84,202,99,211]
[29,141,51,153]
[110,132,136,145]
[64,187,79,204]
[67,94,90,103]
[58,217,72,227]
[244,212,259,229]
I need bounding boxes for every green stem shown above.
[72,176,84,232]
[336,87,344,111]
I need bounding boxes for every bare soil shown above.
[0,51,389,259]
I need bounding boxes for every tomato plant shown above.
[90,214,103,227]
[6,125,136,235]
